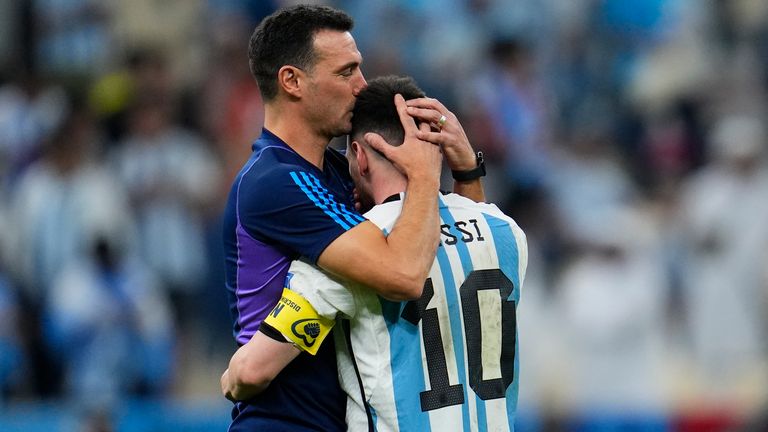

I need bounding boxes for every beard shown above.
[356,190,375,213]
[318,113,353,140]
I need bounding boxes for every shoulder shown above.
[287,260,340,291]
[363,200,403,231]
[235,145,314,201]
[443,193,526,238]
[441,193,508,218]
[287,260,354,317]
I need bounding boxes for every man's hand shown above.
[221,369,236,402]
[405,97,485,202]
[405,97,477,171]
[364,94,442,186]
[220,332,301,402]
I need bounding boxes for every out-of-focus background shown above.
[0,0,767,430]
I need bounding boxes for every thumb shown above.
[364,132,394,159]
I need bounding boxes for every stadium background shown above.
[0,0,767,430]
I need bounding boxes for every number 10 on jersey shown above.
[401,269,517,412]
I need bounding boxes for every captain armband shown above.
[263,288,335,355]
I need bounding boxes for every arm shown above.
[405,97,486,202]
[222,272,343,401]
[221,331,300,401]
[318,95,442,301]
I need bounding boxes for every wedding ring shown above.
[437,115,447,129]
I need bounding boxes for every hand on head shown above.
[363,94,442,185]
[405,97,477,172]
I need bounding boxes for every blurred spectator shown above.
[108,0,206,88]
[677,113,768,411]
[0,273,24,404]
[462,37,554,205]
[516,233,569,429]
[556,206,671,429]
[112,93,222,329]
[45,235,174,409]
[8,102,134,302]
[547,127,636,245]
[32,0,112,79]
[0,69,68,196]
[337,0,483,100]
[0,0,19,71]
[88,47,173,144]
[207,0,277,26]
[198,21,263,196]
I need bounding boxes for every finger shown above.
[364,132,395,158]
[407,106,449,126]
[416,129,447,145]
[394,94,418,134]
[405,97,449,114]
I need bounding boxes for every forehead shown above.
[312,30,362,68]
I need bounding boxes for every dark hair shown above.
[350,75,426,146]
[248,5,354,100]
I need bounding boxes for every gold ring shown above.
[437,115,447,129]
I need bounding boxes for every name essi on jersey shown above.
[440,218,485,247]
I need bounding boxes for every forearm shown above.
[221,332,300,401]
[317,177,440,301]
[381,176,441,297]
[453,178,485,202]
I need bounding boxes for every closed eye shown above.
[337,61,360,77]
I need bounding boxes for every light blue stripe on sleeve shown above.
[289,171,351,230]
[301,172,365,226]
[305,172,365,223]
[483,213,521,431]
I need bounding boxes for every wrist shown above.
[406,173,440,190]
[451,151,486,182]
[448,156,478,171]
[446,145,478,171]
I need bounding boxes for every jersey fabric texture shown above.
[222,129,364,431]
[270,192,528,432]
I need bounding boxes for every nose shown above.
[353,72,368,96]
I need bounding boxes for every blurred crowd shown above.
[0,0,767,430]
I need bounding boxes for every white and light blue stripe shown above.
[484,213,522,431]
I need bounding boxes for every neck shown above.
[263,103,329,168]
[370,167,407,205]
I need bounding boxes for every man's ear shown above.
[277,66,303,98]
[351,140,369,177]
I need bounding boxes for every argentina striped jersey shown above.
[283,192,528,431]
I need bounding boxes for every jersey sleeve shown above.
[288,261,358,319]
[237,167,365,263]
[262,260,357,354]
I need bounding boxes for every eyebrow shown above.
[335,60,361,73]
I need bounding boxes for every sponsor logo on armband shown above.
[264,288,334,355]
[291,318,323,347]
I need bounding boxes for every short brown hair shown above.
[350,75,426,146]
[248,5,354,101]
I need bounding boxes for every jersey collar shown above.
[382,190,450,204]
